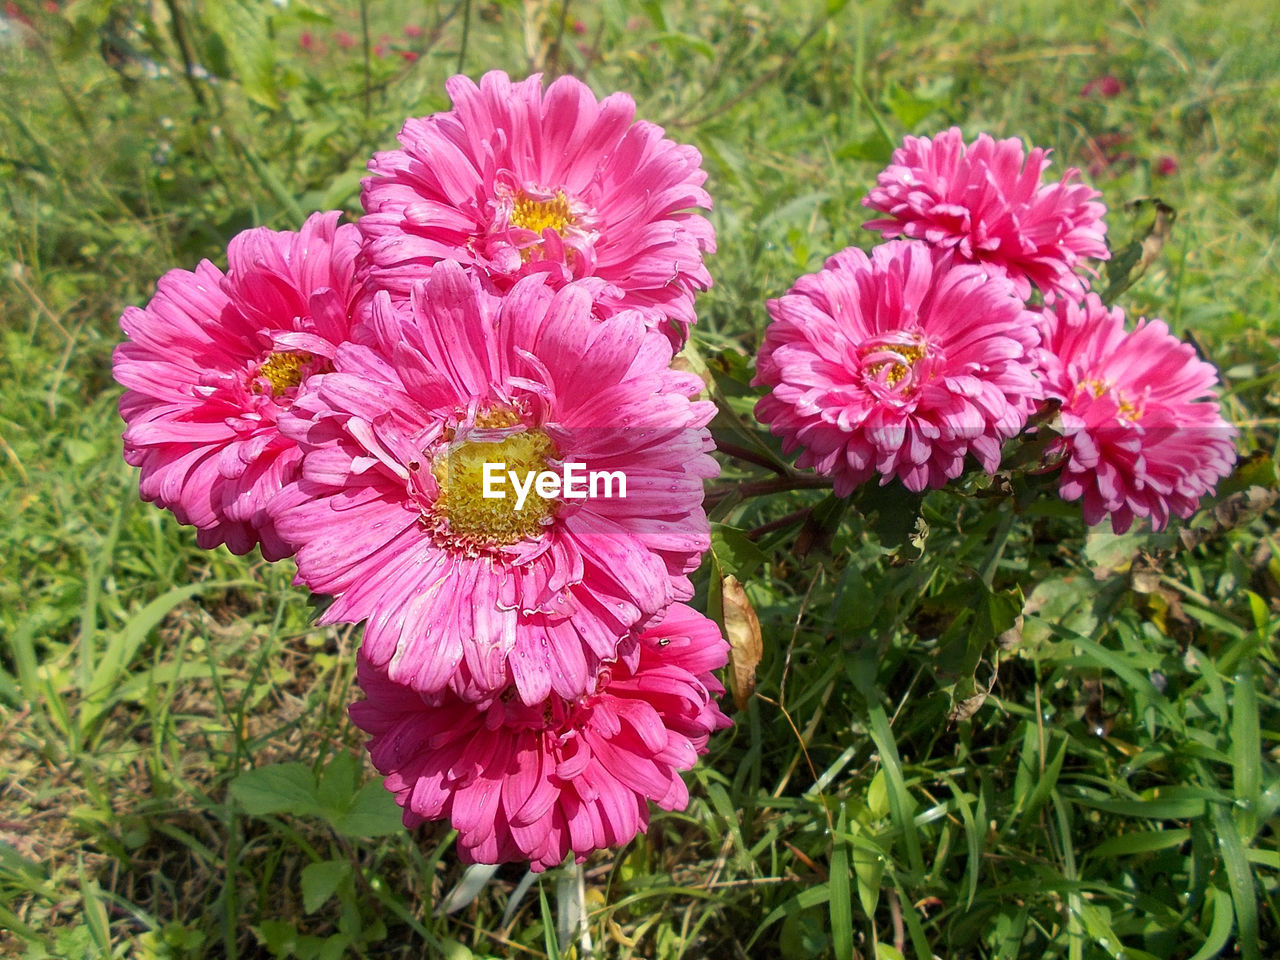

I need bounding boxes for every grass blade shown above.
[1230,665,1261,839]
[1187,886,1235,960]
[830,806,854,960]
[1211,805,1259,960]
[866,702,923,878]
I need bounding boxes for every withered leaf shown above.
[722,574,763,711]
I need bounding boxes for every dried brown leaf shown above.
[722,575,763,711]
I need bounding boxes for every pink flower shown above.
[359,70,715,346]
[272,261,717,704]
[1156,155,1179,177]
[1038,295,1236,532]
[113,212,362,560]
[1081,75,1125,98]
[753,241,1042,494]
[862,127,1110,301]
[351,603,731,871]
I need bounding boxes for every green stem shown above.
[977,503,1016,588]
[705,473,833,507]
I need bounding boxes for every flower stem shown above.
[706,474,833,507]
[977,503,1016,588]
[715,441,791,476]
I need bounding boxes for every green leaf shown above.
[331,781,406,838]
[654,32,715,60]
[1069,792,1210,820]
[1088,828,1191,859]
[710,523,767,580]
[539,880,562,960]
[1016,735,1068,829]
[829,807,853,960]
[836,133,894,165]
[851,832,884,918]
[882,80,945,130]
[1187,886,1234,960]
[855,482,924,552]
[1231,665,1261,839]
[317,752,359,817]
[82,582,242,734]
[941,776,983,910]
[230,763,320,817]
[301,859,351,914]
[1053,631,1179,726]
[865,702,923,878]
[201,0,281,109]
[1101,198,1176,304]
[1212,806,1259,960]
[750,885,831,947]
[256,920,300,955]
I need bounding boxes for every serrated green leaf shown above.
[230,763,320,817]
[256,919,299,954]
[331,781,405,838]
[301,859,351,914]
[317,752,359,817]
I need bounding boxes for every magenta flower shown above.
[1038,295,1236,532]
[1081,75,1125,99]
[862,127,1110,301]
[350,603,731,871]
[359,70,715,346]
[272,261,717,705]
[753,241,1042,494]
[113,211,362,560]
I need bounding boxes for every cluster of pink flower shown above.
[114,71,729,871]
[753,128,1236,531]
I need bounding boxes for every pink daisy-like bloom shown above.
[351,603,731,871]
[272,260,717,705]
[753,240,1042,494]
[113,211,362,560]
[359,70,715,347]
[1037,294,1236,532]
[862,127,1110,301]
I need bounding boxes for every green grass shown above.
[1,0,1277,957]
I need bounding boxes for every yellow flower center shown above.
[1080,378,1142,421]
[864,342,927,387]
[859,333,931,396]
[431,408,560,547]
[510,190,575,237]
[256,352,315,396]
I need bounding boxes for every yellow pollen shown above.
[1080,378,1141,421]
[256,352,316,396]
[510,190,575,237]
[864,343,926,387]
[432,416,559,547]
